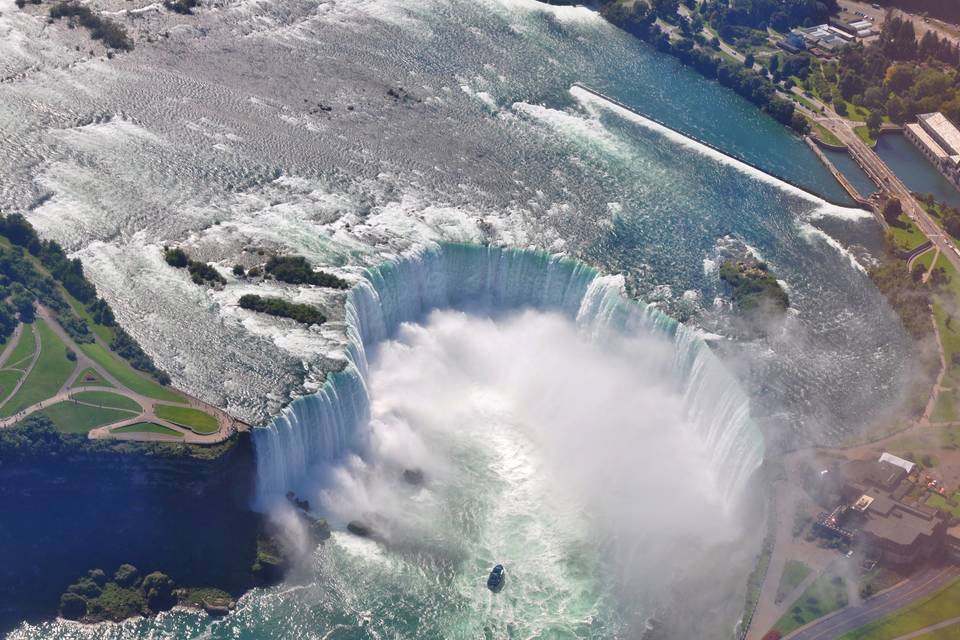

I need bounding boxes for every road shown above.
[815,114,960,273]
[785,564,960,640]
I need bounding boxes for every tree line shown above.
[600,0,810,135]
[0,213,170,385]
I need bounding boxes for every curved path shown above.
[0,305,243,443]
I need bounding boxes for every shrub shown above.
[163,248,189,268]
[232,264,245,277]
[264,255,349,289]
[67,577,102,598]
[48,2,133,51]
[239,294,327,325]
[59,592,87,619]
[113,564,140,588]
[142,572,176,611]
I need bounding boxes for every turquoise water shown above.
[875,133,960,207]
[3,0,918,638]
[821,147,877,198]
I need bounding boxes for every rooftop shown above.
[918,113,960,156]
[879,452,916,474]
[843,459,908,492]
[907,123,950,161]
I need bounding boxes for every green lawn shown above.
[74,367,111,388]
[3,322,35,369]
[0,319,76,417]
[776,560,812,602]
[0,369,23,403]
[78,342,183,403]
[926,492,960,518]
[811,121,842,146]
[112,422,183,437]
[72,390,142,413]
[774,571,849,636]
[39,401,136,434]
[854,125,876,146]
[840,577,960,639]
[890,216,929,252]
[931,389,958,423]
[154,404,218,435]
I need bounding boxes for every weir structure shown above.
[570,82,868,210]
[252,243,765,510]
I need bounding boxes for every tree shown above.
[744,52,755,69]
[883,197,903,225]
[886,94,907,123]
[142,571,176,611]
[769,54,779,74]
[651,0,678,18]
[114,564,140,588]
[59,592,86,620]
[834,100,848,116]
[867,111,883,136]
[232,264,245,277]
[884,64,916,94]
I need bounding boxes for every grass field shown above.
[3,323,35,369]
[40,401,136,434]
[0,319,76,418]
[840,577,960,639]
[154,404,218,434]
[854,125,876,146]
[0,370,23,403]
[74,367,111,387]
[926,493,960,518]
[112,422,183,437]
[78,342,183,403]
[774,570,848,636]
[890,216,929,252]
[811,121,842,146]
[72,390,142,413]
[776,560,812,603]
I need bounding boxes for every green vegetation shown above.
[0,319,76,417]
[264,255,349,288]
[926,492,960,518]
[163,0,199,14]
[776,560,812,603]
[840,577,960,640]
[0,415,234,461]
[58,565,178,622]
[811,122,842,147]
[163,247,226,286]
[47,2,133,51]
[719,258,789,313]
[154,404,218,435]
[889,215,928,253]
[600,0,812,135]
[75,366,111,387]
[3,322,35,368]
[79,342,182,402]
[238,294,327,325]
[72,390,142,412]
[860,566,907,600]
[774,571,848,635]
[0,215,172,386]
[0,370,23,402]
[854,125,876,147]
[112,422,183,437]
[40,401,136,434]
[869,237,932,340]
[833,17,960,128]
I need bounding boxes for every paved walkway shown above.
[0,305,243,443]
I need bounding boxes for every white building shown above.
[904,112,960,189]
[879,452,917,475]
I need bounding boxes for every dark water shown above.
[821,147,877,198]
[875,133,960,207]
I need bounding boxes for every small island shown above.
[719,257,790,315]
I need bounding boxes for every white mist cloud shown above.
[309,308,756,636]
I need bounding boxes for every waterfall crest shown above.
[253,243,764,507]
